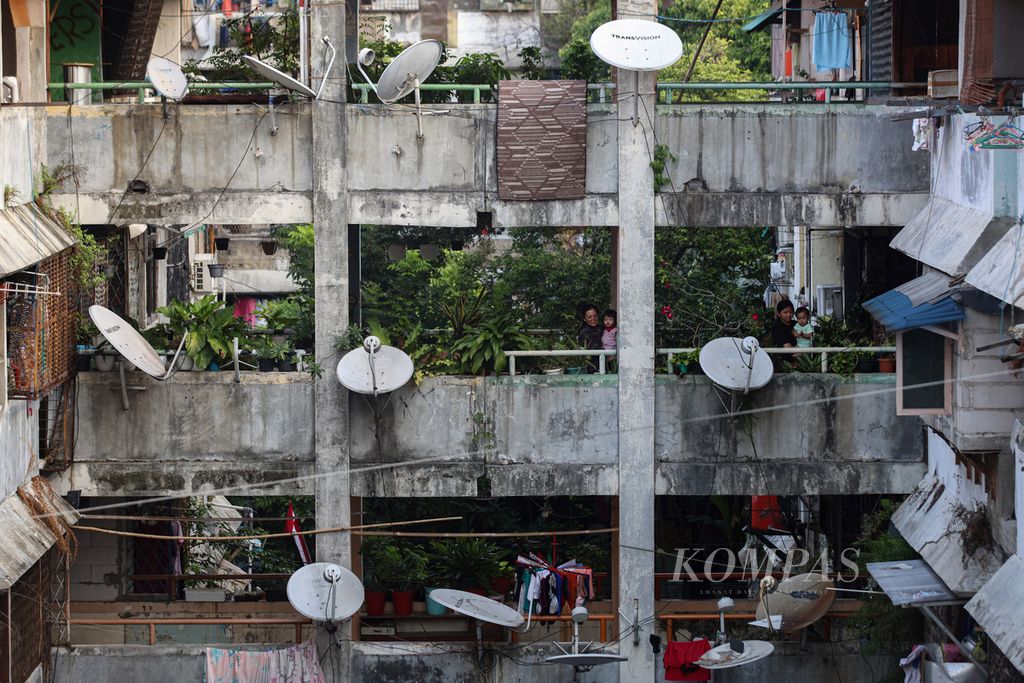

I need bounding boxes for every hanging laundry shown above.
[812,11,852,70]
[899,644,927,683]
[912,119,932,152]
[205,642,325,683]
[663,638,712,682]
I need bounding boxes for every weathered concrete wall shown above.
[62,372,315,496]
[0,106,47,206]
[65,372,921,497]
[45,103,926,228]
[0,400,40,500]
[930,307,1024,453]
[44,104,312,224]
[52,641,897,682]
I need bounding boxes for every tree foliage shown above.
[660,0,772,80]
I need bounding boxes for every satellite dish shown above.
[146,57,189,100]
[241,37,337,99]
[335,336,414,395]
[242,55,317,98]
[428,589,525,628]
[753,573,836,632]
[287,562,364,623]
[697,640,775,670]
[376,40,443,103]
[547,654,628,667]
[699,336,774,394]
[355,40,443,139]
[590,19,683,72]
[88,305,169,379]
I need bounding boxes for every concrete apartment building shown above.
[2,0,1023,680]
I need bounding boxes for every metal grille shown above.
[6,251,77,400]
[6,552,50,683]
[39,379,76,473]
[105,233,128,317]
[867,0,892,85]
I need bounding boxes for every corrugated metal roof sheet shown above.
[866,559,957,606]
[964,223,1024,308]
[892,476,1004,596]
[0,486,79,589]
[890,197,1013,277]
[862,272,964,332]
[0,202,78,278]
[965,554,1024,673]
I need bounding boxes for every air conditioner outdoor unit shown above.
[816,284,843,318]
[192,255,215,293]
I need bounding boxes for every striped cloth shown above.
[205,642,325,683]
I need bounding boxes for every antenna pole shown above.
[414,78,424,140]
[632,70,639,127]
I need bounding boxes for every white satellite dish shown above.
[545,604,626,670]
[355,40,443,139]
[548,653,628,667]
[241,37,337,99]
[428,589,525,629]
[753,573,836,633]
[699,336,774,395]
[88,304,171,379]
[287,563,364,624]
[335,336,414,396]
[146,56,189,100]
[589,19,683,72]
[697,640,775,670]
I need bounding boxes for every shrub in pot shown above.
[428,538,505,592]
[157,295,247,371]
[361,538,428,617]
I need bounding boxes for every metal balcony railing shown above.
[504,346,896,376]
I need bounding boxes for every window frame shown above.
[895,328,953,416]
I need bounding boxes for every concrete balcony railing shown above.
[65,370,923,499]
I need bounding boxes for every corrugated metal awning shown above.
[866,559,957,606]
[0,487,80,590]
[965,554,1024,674]
[890,197,1014,277]
[862,271,964,332]
[743,7,783,32]
[0,202,78,278]
[892,476,1004,596]
[964,224,1024,308]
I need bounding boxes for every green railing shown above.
[47,81,276,104]
[48,80,924,106]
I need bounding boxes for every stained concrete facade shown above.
[44,103,927,228]
[61,372,923,498]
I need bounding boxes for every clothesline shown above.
[357,527,617,538]
[74,515,461,541]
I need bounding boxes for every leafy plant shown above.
[451,316,532,375]
[428,538,505,589]
[519,47,545,80]
[361,537,429,592]
[651,144,677,192]
[157,295,248,370]
[256,299,300,333]
[828,350,859,378]
[450,53,510,100]
[468,410,497,451]
[34,164,108,291]
[558,38,609,82]
[183,9,300,83]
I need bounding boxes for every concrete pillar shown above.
[310,3,351,680]
[615,1,657,679]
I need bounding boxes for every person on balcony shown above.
[793,307,814,349]
[578,304,603,373]
[771,299,797,371]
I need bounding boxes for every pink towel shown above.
[205,642,325,683]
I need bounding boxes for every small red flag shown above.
[285,503,312,565]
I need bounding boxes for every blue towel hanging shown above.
[812,11,851,70]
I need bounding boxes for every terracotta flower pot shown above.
[391,590,415,616]
[364,590,387,616]
[878,357,896,373]
[491,577,513,596]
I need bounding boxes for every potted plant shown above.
[428,538,505,593]
[361,538,427,616]
[153,246,168,260]
[214,237,231,252]
[451,315,532,375]
[260,240,278,255]
[490,561,515,597]
[157,295,248,371]
[256,300,300,345]
[672,349,701,375]
[878,353,896,373]
[250,336,278,372]
[276,342,297,372]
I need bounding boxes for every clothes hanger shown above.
[972,118,1024,150]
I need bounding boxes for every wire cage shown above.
[1,546,66,683]
[5,250,77,400]
[39,378,77,473]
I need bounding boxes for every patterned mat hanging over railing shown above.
[497,80,588,201]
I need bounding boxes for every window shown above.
[896,328,953,416]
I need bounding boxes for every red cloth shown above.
[751,495,786,531]
[663,639,711,682]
